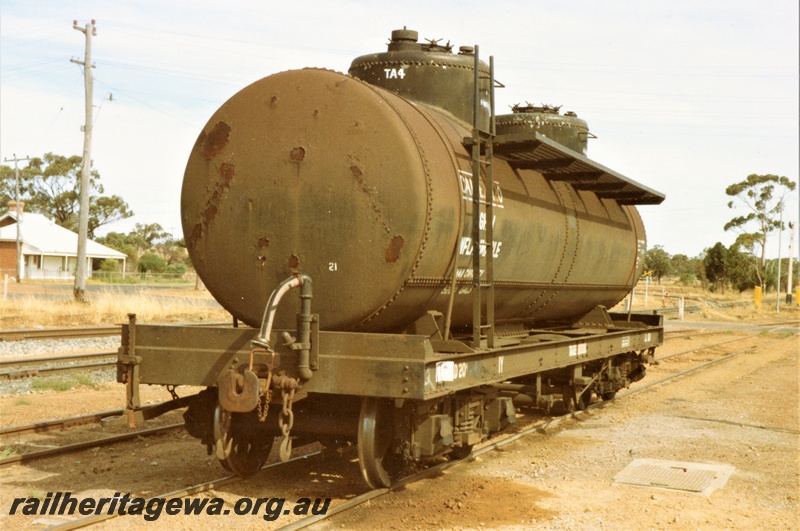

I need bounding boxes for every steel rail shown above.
[0,321,234,342]
[663,330,738,341]
[0,423,183,468]
[0,401,175,437]
[0,326,121,342]
[0,361,116,381]
[0,408,128,437]
[656,333,761,362]
[45,449,324,531]
[0,350,116,368]
[0,350,117,381]
[617,334,796,398]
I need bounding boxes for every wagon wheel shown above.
[358,398,405,488]
[213,404,273,477]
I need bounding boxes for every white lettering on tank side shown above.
[384,68,406,79]
[457,170,504,209]
[458,237,503,259]
[578,343,587,355]
[440,268,486,295]
[621,336,631,348]
[644,332,652,342]
[569,345,578,357]
[436,361,455,383]
[479,212,497,231]
[498,356,504,373]
[328,262,338,272]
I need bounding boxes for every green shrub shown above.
[165,263,186,278]
[137,253,167,273]
[99,258,119,272]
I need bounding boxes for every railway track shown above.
[0,326,121,342]
[0,350,117,380]
[0,398,195,467]
[0,401,179,437]
[0,321,234,342]
[22,328,792,530]
[0,423,183,468]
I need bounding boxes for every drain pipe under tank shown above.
[252,273,314,381]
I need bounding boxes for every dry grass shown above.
[0,291,231,329]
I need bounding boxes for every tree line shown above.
[0,152,188,274]
[645,244,796,293]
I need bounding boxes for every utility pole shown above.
[3,154,30,283]
[776,206,783,313]
[787,221,795,303]
[70,19,96,302]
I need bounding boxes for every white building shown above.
[0,208,126,280]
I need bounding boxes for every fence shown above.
[89,271,198,284]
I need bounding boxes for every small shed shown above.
[0,208,126,280]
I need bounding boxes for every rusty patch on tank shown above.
[349,163,392,235]
[290,147,305,162]
[258,237,270,249]
[203,122,231,160]
[191,223,203,247]
[219,162,235,184]
[288,254,299,270]
[204,204,218,223]
[191,158,235,250]
[385,235,404,263]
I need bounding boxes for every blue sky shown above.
[1,0,798,258]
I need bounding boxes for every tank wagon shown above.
[117,28,665,488]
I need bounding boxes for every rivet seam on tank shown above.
[351,84,434,329]
[519,182,580,318]
[353,60,489,73]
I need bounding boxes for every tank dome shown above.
[496,104,591,155]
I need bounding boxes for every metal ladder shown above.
[469,46,496,350]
